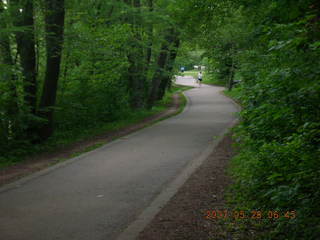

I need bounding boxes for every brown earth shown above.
[137,134,237,240]
[0,94,182,187]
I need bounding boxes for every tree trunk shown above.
[145,0,153,67]
[38,0,65,140]
[123,0,147,109]
[147,39,169,109]
[227,58,235,91]
[0,2,16,96]
[157,32,180,100]
[11,0,37,113]
[227,67,235,91]
[227,43,235,91]
[0,1,18,141]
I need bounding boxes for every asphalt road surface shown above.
[0,76,238,240]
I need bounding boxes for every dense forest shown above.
[0,0,186,163]
[1,0,319,239]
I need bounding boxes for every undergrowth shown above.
[0,84,189,168]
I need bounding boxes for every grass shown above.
[181,70,226,87]
[223,86,242,104]
[181,70,198,79]
[202,73,226,86]
[0,84,191,169]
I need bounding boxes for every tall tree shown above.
[157,29,180,100]
[123,0,147,109]
[145,0,153,67]
[11,0,37,113]
[147,27,179,108]
[0,0,18,142]
[0,1,16,100]
[38,0,65,140]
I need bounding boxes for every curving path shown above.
[0,76,238,240]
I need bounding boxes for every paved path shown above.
[0,76,238,240]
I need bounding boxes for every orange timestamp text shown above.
[204,210,296,220]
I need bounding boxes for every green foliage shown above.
[0,0,184,166]
[0,83,187,169]
[176,0,320,238]
[56,21,131,130]
[175,43,206,70]
[222,1,320,239]
[2,2,319,238]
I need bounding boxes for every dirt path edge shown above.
[116,119,238,240]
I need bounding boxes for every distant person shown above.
[180,66,185,73]
[198,71,203,87]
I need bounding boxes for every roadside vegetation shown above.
[181,70,198,79]
[0,0,187,167]
[181,70,225,87]
[184,0,320,239]
[202,73,225,87]
[0,82,187,168]
[1,0,319,238]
